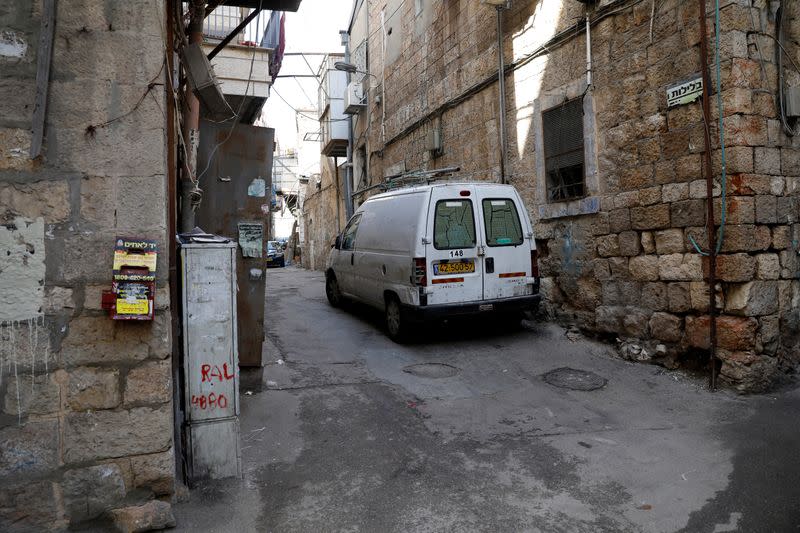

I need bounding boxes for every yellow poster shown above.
[116,299,150,315]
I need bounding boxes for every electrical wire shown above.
[712,0,727,254]
[687,0,734,257]
[271,86,351,122]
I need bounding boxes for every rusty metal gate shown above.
[195,119,274,367]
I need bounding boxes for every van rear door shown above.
[424,186,483,305]
[476,190,532,300]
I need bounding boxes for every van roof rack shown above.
[351,166,462,199]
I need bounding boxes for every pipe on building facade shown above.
[697,0,718,390]
[341,31,355,219]
[585,12,592,88]
[496,5,508,184]
[180,0,206,232]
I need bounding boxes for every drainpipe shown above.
[585,11,592,89]
[495,4,508,184]
[180,0,205,232]
[334,157,342,232]
[341,30,355,219]
[698,0,718,390]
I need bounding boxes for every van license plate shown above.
[479,304,494,311]
[434,260,475,275]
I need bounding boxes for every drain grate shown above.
[542,367,607,391]
[403,363,459,379]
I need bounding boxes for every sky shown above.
[260,0,352,152]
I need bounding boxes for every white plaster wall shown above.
[0,217,44,321]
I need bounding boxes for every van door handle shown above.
[485,257,495,273]
[350,253,354,266]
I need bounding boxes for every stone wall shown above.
[301,158,346,271]
[0,1,174,530]
[349,0,799,391]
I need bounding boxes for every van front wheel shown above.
[326,273,342,307]
[385,296,406,343]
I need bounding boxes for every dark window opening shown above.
[543,98,585,202]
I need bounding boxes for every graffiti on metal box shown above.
[191,393,229,410]
[200,363,235,383]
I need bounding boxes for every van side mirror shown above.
[333,234,341,249]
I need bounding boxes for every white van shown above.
[325,182,541,341]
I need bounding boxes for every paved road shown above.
[174,266,800,533]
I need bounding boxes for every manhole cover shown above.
[403,363,459,379]
[542,367,607,391]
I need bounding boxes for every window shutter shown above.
[543,98,585,201]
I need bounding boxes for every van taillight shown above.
[413,258,427,286]
[531,249,540,278]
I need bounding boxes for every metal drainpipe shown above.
[342,32,355,219]
[698,0,718,390]
[496,5,508,184]
[180,0,205,232]
[334,156,342,233]
[585,11,592,88]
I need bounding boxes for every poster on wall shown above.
[237,222,263,258]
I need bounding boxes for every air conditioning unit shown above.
[344,82,366,114]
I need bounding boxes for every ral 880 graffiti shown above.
[191,392,229,410]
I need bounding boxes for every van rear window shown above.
[434,200,476,250]
[482,199,523,246]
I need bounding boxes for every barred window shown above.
[543,98,585,202]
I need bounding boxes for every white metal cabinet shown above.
[180,240,242,481]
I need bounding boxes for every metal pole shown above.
[585,12,592,88]
[698,0,718,390]
[180,0,205,232]
[165,0,186,485]
[342,32,355,218]
[334,157,342,232]
[496,5,508,184]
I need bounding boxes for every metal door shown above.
[195,120,274,367]
[424,186,484,305]
[475,191,531,300]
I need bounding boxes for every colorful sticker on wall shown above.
[113,238,158,273]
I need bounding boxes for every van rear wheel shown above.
[325,273,342,307]
[385,296,406,343]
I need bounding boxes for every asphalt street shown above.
[173,266,800,533]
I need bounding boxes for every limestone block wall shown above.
[0,1,174,530]
[301,158,346,271]
[352,0,799,391]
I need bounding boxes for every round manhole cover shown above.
[403,363,459,379]
[542,367,607,391]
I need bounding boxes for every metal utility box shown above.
[180,235,242,481]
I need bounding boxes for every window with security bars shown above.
[543,98,585,202]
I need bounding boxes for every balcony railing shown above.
[203,6,267,47]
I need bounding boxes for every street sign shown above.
[666,76,703,108]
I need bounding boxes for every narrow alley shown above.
[174,267,800,533]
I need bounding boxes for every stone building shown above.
[1,0,299,530]
[342,0,800,391]
[301,157,348,270]
[1,2,174,530]
[301,54,349,270]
